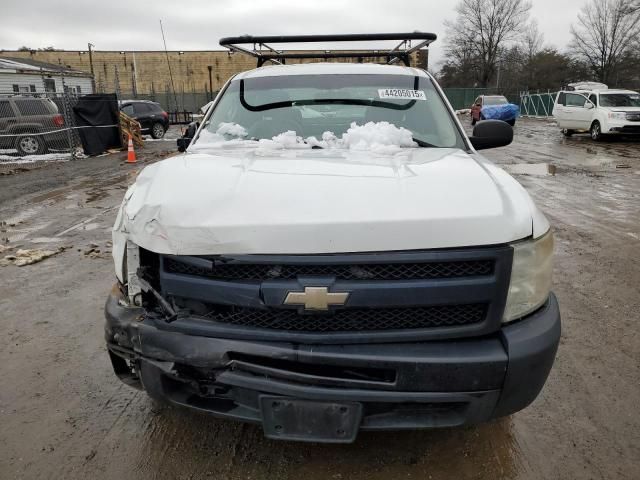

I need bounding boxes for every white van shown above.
[552,86,640,140]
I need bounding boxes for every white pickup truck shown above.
[105,33,560,443]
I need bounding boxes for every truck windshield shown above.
[600,93,640,108]
[199,74,465,149]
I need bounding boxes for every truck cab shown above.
[105,33,560,443]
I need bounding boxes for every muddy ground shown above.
[0,119,638,479]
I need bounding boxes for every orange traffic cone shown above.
[127,134,137,163]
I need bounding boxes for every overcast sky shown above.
[0,0,585,68]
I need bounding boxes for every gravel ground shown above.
[0,118,638,479]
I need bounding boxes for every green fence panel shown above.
[442,88,523,110]
[519,92,558,117]
[443,88,488,110]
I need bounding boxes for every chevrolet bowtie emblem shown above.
[283,287,350,311]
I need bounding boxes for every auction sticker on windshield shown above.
[378,89,427,100]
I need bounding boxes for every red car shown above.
[471,95,515,126]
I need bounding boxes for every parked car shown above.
[471,95,518,126]
[552,86,640,140]
[119,100,169,139]
[0,96,68,155]
[106,33,560,444]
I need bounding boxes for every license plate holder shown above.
[260,396,362,443]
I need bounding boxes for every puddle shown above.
[502,163,557,176]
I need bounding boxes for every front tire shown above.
[590,121,603,141]
[151,123,166,139]
[15,134,47,156]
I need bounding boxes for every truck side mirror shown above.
[585,102,595,109]
[177,122,199,152]
[177,137,190,152]
[469,120,513,150]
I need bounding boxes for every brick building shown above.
[0,49,427,112]
[0,49,429,97]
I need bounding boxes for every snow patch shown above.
[305,121,419,153]
[341,121,417,153]
[0,152,72,164]
[194,122,254,149]
[191,121,418,154]
[258,131,312,150]
[216,122,248,138]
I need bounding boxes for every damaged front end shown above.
[105,241,560,443]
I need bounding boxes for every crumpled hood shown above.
[113,147,543,256]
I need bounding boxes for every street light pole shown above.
[88,43,95,92]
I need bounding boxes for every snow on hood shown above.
[191,121,418,154]
[112,144,543,259]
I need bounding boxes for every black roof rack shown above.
[219,32,437,67]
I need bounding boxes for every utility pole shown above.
[207,65,213,101]
[88,42,95,93]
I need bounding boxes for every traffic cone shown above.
[127,134,137,163]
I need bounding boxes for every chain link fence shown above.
[0,91,125,171]
[0,91,84,166]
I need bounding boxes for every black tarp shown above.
[73,93,122,156]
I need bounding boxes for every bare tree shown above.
[570,0,640,84]
[522,20,544,60]
[444,0,533,87]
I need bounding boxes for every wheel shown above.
[15,134,47,156]
[562,128,574,137]
[507,119,516,127]
[151,122,166,139]
[590,121,603,141]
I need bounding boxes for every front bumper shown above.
[608,125,640,134]
[105,286,560,442]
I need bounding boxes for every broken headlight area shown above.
[119,244,162,308]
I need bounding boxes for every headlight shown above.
[503,230,554,323]
[608,112,626,121]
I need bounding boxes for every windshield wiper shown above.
[239,80,417,112]
[412,137,436,148]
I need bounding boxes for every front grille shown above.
[165,258,494,281]
[200,303,486,332]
